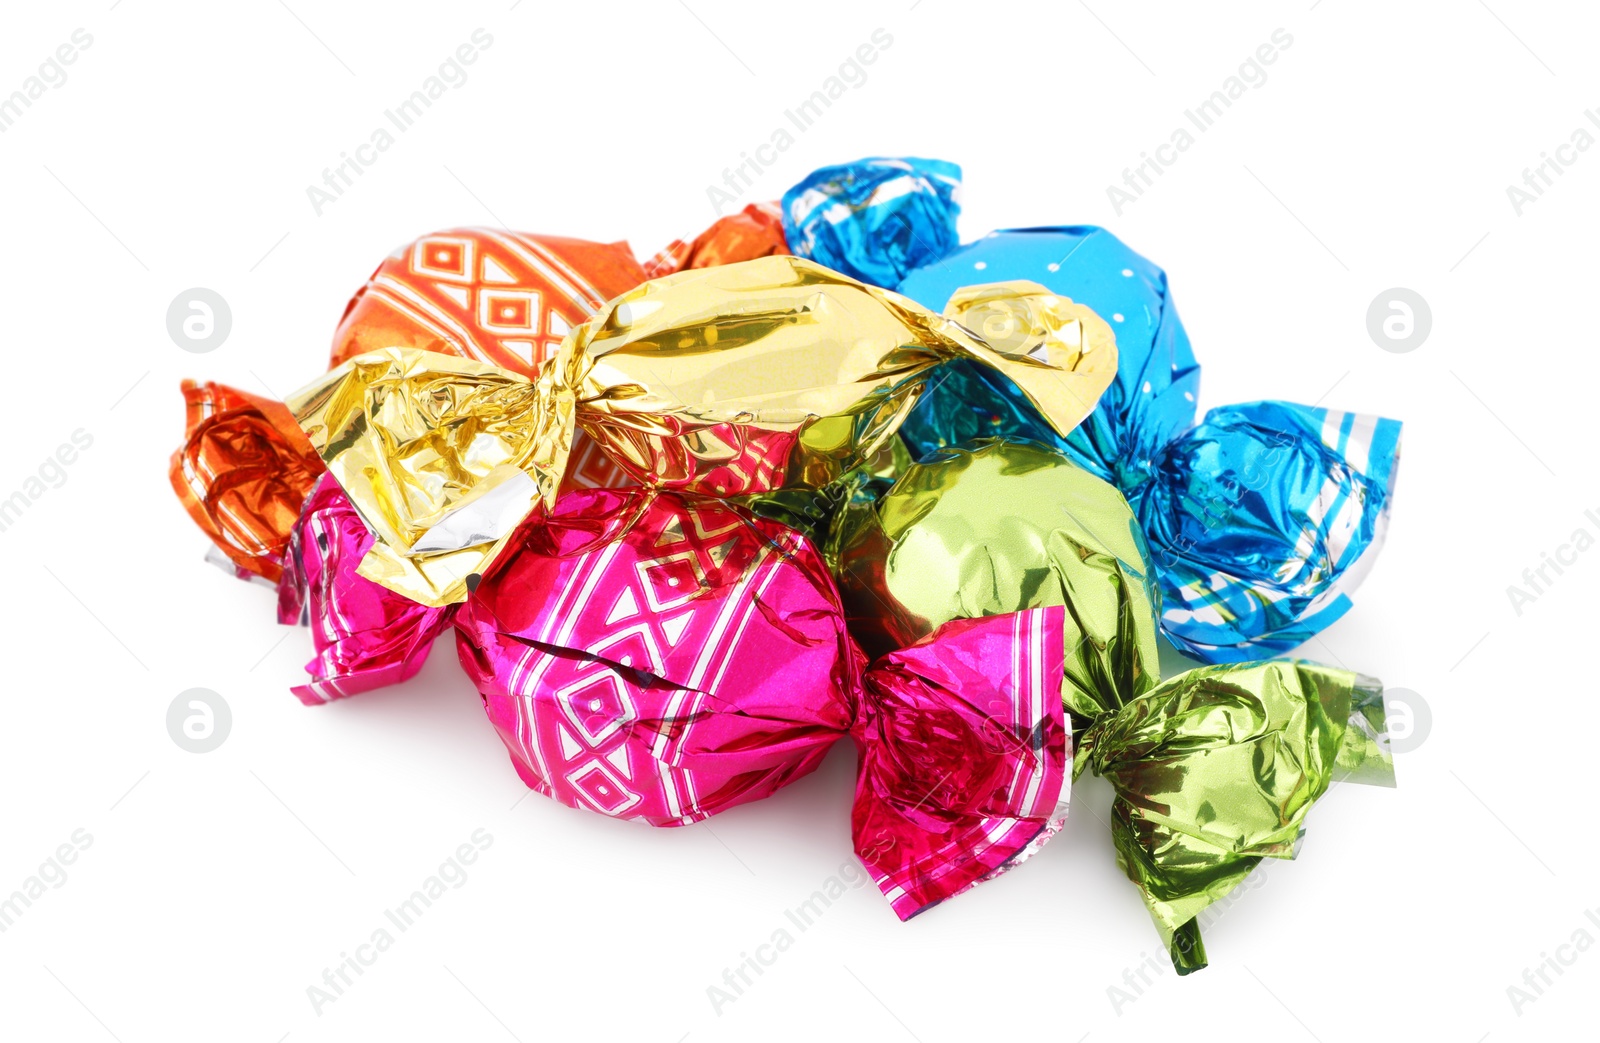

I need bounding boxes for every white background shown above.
[2,1,1595,1040]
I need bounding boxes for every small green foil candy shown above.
[820,439,1395,973]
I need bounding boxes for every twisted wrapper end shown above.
[852,608,1071,918]
[277,474,458,706]
[1075,660,1394,972]
[548,256,1116,498]
[781,156,963,288]
[453,489,1073,915]
[940,280,1119,447]
[286,348,573,606]
[641,201,789,279]
[169,380,326,584]
[1144,401,1404,662]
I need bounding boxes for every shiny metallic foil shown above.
[293,258,1117,605]
[288,349,549,607]
[831,439,1394,972]
[329,228,649,377]
[329,227,649,491]
[276,474,458,705]
[782,156,962,287]
[168,380,326,583]
[546,256,1116,499]
[1082,663,1391,972]
[453,487,1071,918]
[895,226,1402,662]
[828,439,1159,723]
[641,201,789,279]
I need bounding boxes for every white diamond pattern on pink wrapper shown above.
[500,501,795,821]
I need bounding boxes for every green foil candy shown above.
[826,438,1159,723]
[824,439,1395,973]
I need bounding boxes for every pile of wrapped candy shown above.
[171,157,1400,973]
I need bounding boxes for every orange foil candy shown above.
[329,228,650,374]
[328,227,653,491]
[168,381,326,583]
[642,201,789,279]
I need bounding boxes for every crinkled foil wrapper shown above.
[546,257,1115,498]
[1079,662,1391,971]
[782,156,962,287]
[329,227,651,491]
[895,226,1403,662]
[453,488,1069,917]
[172,228,651,601]
[288,349,548,607]
[829,438,1394,972]
[642,201,789,279]
[277,474,458,705]
[291,257,1117,605]
[829,438,1158,723]
[330,228,649,377]
[168,380,326,583]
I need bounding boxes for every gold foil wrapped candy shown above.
[288,349,548,606]
[541,257,1116,498]
[290,257,1118,605]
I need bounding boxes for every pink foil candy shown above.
[453,487,1070,917]
[278,475,458,706]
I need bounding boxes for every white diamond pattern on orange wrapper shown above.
[390,230,602,376]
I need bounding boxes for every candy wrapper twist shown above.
[165,157,1401,975]
[787,157,1403,662]
[456,488,1071,917]
[818,439,1393,971]
[287,256,1116,606]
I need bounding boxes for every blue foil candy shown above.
[894,227,1402,663]
[781,157,962,288]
